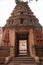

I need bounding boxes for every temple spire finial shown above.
[15,0,38,4]
[15,0,28,4]
[15,0,22,4]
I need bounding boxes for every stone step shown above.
[12,57,35,61]
[0,47,10,57]
[10,57,35,63]
[7,57,37,65]
[14,57,34,59]
[12,57,35,59]
[10,61,35,63]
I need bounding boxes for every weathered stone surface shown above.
[4,2,41,28]
[0,1,43,65]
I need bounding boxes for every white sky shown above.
[0,0,43,27]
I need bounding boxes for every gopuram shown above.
[0,0,43,65]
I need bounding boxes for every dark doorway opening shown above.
[15,33,29,57]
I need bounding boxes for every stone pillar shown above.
[29,28,36,57]
[9,29,15,57]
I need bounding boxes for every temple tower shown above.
[1,1,43,65]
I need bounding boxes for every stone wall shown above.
[34,28,43,46]
[0,27,2,46]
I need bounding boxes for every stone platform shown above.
[7,57,37,65]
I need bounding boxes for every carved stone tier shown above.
[4,2,41,28]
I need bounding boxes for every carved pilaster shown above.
[10,29,15,57]
[29,28,36,57]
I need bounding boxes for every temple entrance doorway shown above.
[15,33,29,57]
[19,40,27,55]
